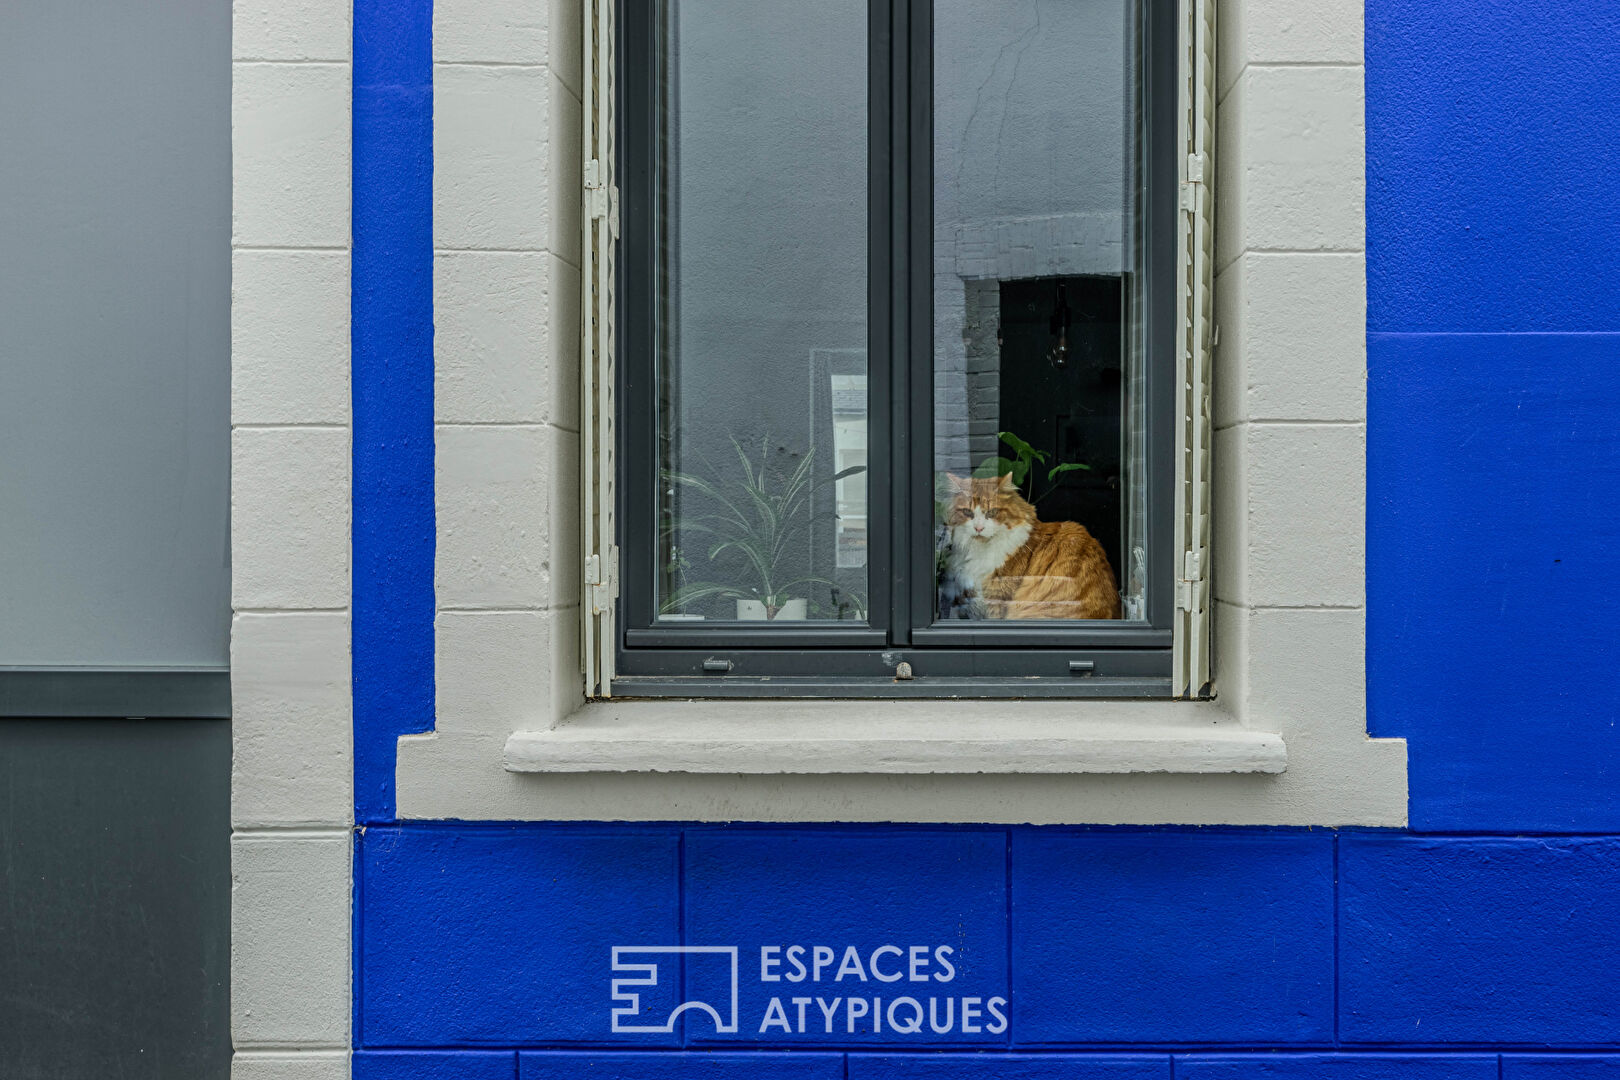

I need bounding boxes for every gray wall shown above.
[0,0,232,667]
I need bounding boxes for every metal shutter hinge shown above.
[1177,548,1207,613]
[1180,152,1209,211]
[584,159,620,236]
[585,547,619,615]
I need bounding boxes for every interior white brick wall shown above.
[229,0,353,1075]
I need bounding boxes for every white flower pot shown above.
[736,598,808,621]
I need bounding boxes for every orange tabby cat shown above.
[942,473,1120,620]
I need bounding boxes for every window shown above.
[584,0,1211,698]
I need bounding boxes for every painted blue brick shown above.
[354,1051,516,1080]
[1366,1,1620,331]
[519,1052,844,1078]
[1340,834,1620,1043]
[682,829,1008,1047]
[352,0,436,826]
[1177,1057,1498,1080]
[1367,332,1620,832]
[359,826,681,1045]
[849,1053,1170,1079]
[1010,830,1334,1044]
[1506,1058,1620,1080]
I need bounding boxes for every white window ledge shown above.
[503,700,1286,775]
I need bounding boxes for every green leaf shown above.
[997,427,1036,459]
[997,431,1038,461]
[1046,461,1091,482]
[972,456,1030,485]
[972,456,1019,479]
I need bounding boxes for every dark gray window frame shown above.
[616,0,1179,697]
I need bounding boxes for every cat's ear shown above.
[943,472,971,493]
[996,473,1018,494]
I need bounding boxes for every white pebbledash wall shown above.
[227,0,1398,1073]
[229,0,353,1077]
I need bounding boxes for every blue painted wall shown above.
[349,0,1620,1076]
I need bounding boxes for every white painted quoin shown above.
[230,0,353,1076]
[229,0,1398,1072]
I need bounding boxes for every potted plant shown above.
[661,435,862,621]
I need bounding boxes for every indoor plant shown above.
[661,435,863,621]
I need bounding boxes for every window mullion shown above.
[887,0,918,645]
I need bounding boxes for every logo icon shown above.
[610,946,740,1034]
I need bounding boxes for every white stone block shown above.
[232,613,352,828]
[434,0,580,85]
[437,609,581,736]
[1211,423,1249,607]
[233,428,350,609]
[550,70,583,267]
[551,0,584,97]
[233,64,351,249]
[233,1052,349,1080]
[436,251,579,429]
[1244,422,1365,608]
[233,250,350,426]
[549,426,583,609]
[1237,605,1366,739]
[1214,70,1248,272]
[435,66,559,252]
[437,425,580,609]
[234,0,351,62]
[232,836,349,1047]
[1218,65,1365,259]
[1214,252,1366,427]
[1218,0,1363,97]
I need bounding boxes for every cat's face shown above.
[942,474,1037,546]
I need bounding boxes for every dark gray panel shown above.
[0,720,231,1080]
[0,0,231,666]
[0,668,230,719]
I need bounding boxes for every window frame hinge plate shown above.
[1180,152,1209,211]
[584,158,620,236]
[585,546,620,615]
[1177,548,1208,614]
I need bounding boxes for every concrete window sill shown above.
[503,699,1286,775]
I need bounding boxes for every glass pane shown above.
[932,0,1144,622]
[653,0,870,625]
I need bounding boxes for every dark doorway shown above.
[996,274,1126,576]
